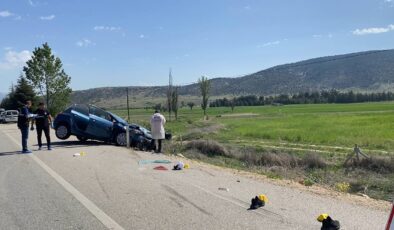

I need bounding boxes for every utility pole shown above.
[167,68,173,121]
[126,87,130,123]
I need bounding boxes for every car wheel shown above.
[115,132,127,146]
[56,124,70,140]
[77,136,88,142]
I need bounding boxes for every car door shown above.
[85,106,113,140]
[70,104,90,133]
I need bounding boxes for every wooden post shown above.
[126,124,130,148]
[344,144,370,166]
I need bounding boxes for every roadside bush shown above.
[345,156,394,174]
[185,140,228,157]
[180,132,204,141]
[303,178,314,186]
[239,152,262,166]
[259,152,299,168]
[302,153,327,169]
[335,182,351,193]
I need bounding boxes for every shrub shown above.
[185,140,228,157]
[259,152,299,168]
[335,182,351,193]
[345,156,394,174]
[303,178,314,186]
[302,153,327,169]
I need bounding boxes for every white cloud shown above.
[257,40,280,48]
[244,5,251,10]
[352,24,394,35]
[312,33,333,39]
[0,11,14,17]
[0,50,31,70]
[76,39,95,47]
[94,26,121,31]
[140,34,145,39]
[40,14,55,20]
[383,0,394,7]
[28,0,36,6]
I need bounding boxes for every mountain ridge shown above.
[72,49,394,108]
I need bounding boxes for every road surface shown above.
[0,124,390,230]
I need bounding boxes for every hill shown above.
[72,49,394,108]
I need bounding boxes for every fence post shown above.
[126,124,130,148]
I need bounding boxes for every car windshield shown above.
[108,112,127,125]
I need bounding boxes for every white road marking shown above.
[2,130,125,230]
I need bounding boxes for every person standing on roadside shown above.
[34,102,52,150]
[150,110,166,153]
[17,100,33,153]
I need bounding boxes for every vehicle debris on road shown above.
[173,161,190,170]
[317,213,340,230]
[173,161,184,170]
[73,151,86,157]
[249,194,268,210]
[153,165,168,170]
[138,159,172,165]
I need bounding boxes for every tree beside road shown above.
[0,74,37,110]
[23,43,72,115]
[198,76,210,118]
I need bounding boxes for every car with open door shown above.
[53,104,130,145]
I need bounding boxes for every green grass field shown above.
[112,102,394,153]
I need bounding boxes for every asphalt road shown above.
[0,123,390,230]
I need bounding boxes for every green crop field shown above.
[112,102,394,153]
[111,102,394,200]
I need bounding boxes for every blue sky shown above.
[0,0,394,92]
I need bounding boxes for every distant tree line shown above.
[210,90,394,107]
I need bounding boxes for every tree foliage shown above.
[1,74,37,110]
[210,90,394,107]
[187,102,195,110]
[198,76,210,117]
[167,69,173,120]
[171,86,179,120]
[23,42,71,115]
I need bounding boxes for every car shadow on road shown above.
[0,151,21,156]
[33,140,113,149]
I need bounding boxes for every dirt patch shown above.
[179,123,224,141]
[220,113,259,118]
[188,123,224,134]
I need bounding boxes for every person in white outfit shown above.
[150,110,166,153]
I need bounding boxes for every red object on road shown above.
[386,203,394,230]
[153,165,168,171]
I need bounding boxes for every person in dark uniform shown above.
[18,100,33,153]
[34,102,52,150]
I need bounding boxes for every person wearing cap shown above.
[150,110,166,153]
[33,102,52,150]
[317,214,340,230]
[18,100,34,153]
